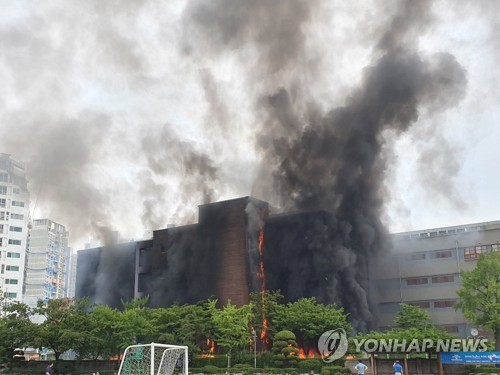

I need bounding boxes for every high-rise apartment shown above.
[25,219,70,301]
[0,153,30,303]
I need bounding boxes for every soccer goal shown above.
[118,343,188,375]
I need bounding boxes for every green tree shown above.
[250,290,283,348]
[0,300,39,364]
[353,303,451,355]
[113,297,155,350]
[208,300,254,358]
[77,303,122,359]
[395,303,435,330]
[271,330,299,367]
[151,301,214,356]
[34,299,82,360]
[273,297,351,355]
[456,250,500,350]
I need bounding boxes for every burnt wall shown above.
[264,210,340,303]
[75,242,136,308]
[146,224,217,306]
[199,197,252,307]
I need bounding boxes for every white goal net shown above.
[118,343,188,375]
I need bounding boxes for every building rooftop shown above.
[392,219,500,241]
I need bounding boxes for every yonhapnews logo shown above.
[317,328,349,363]
[317,328,489,361]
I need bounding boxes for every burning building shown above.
[76,196,374,329]
[77,197,269,309]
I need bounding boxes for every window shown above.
[408,301,430,308]
[492,244,499,252]
[0,173,8,182]
[406,253,426,260]
[0,238,2,246]
[406,277,428,285]
[432,275,455,283]
[7,252,21,258]
[4,292,17,299]
[10,213,24,220]
[0,224,3,233]
[442,326,459,333]
[0,186,7,195]
[6,265,19,271]
[434,300,455,308]
[0,211,7,220]
[11,201,24,207]
[12,188,20,194]
[9,226,22,232]
[5,279,18,285]
[8,239,21,245]
[0,198,5,208]
[431,250,452,259]
[464,245,489,260]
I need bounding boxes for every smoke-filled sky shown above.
[0,0,499,250]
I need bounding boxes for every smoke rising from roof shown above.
[183,0,466,330]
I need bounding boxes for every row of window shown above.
[3,279,18,284]
[405,243,499,261]
[3,292,17,299]
[0,225,23,234]
[0,199,25,208]
[0,265,20,273]
[0,185,21,195]
[405,250,453,260]
[408,300,456,309]
[0,211,25,221]
[406,274,456,285]
[0,239,22,246]
[463,244,500,260]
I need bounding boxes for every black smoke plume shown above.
[185,0,467,331]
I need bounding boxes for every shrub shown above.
[321,365,350,375]
[232,363,253,370]
[298,359,323,373]
[463,365,500,375]
[201,364,223,374]
[232,352,256,367]
[193,355,228,368]
[272,331,300,368]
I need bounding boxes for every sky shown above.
[0,0,499,250]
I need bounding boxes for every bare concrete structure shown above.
[371,220,500,337]
[25,219,70,301]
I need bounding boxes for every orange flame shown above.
[201,338,216,358]
[298,348,320,359]
[257,226,269,344]
[208,339,215,353]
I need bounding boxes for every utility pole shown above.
[252,328,257,368]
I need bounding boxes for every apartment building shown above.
[372,220,500,338]
[25,219,70,301]
[0,153,31,303]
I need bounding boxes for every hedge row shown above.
[464,365,500,375]
[189,364,349,375]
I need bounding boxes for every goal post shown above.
[118,343,188,375]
